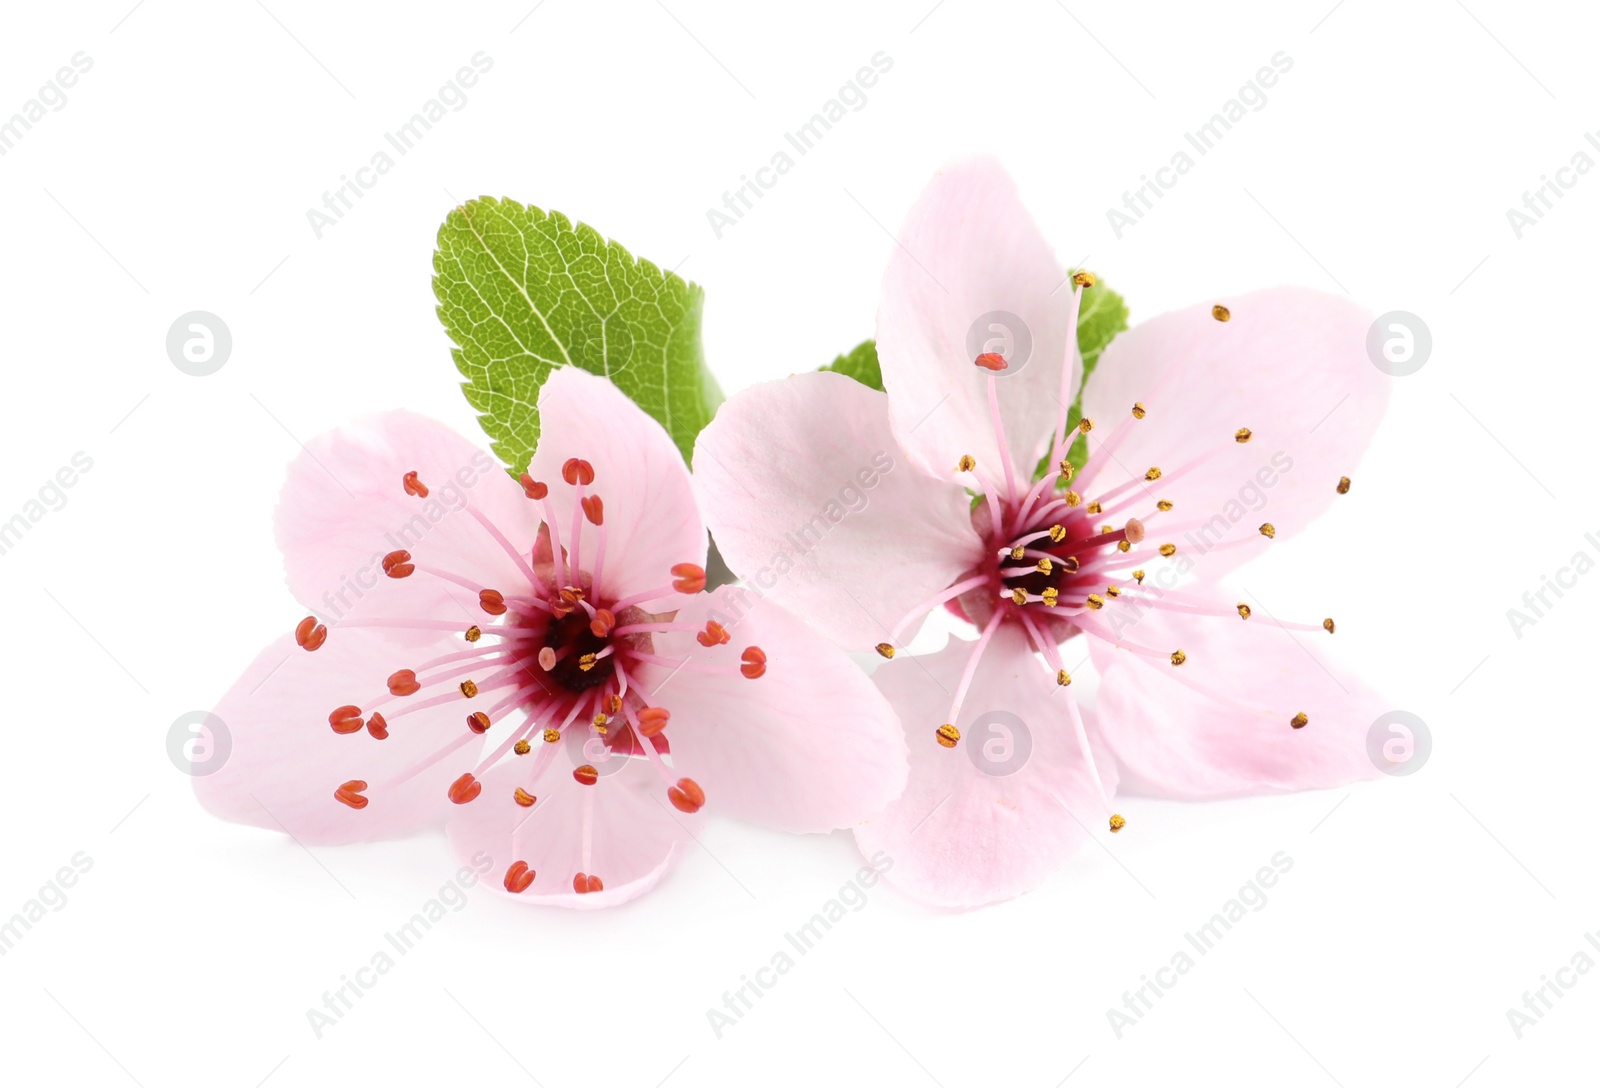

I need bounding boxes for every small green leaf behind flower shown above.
[433,198,722,475]
[821,340,882,390]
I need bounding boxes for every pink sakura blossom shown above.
[694,158,1392,908]
[196,368,906,908]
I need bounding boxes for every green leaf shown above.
[1056,278,1130,475]
[821,340,882,390]
[433,198,722,475]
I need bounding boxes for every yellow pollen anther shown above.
[1323,617,1336,634]
[1011,545,1027,560]
[1048,524,1066,543]
[958,454,976,473]
[1159,543,1177,557]
[1011,588,1028,606]
[1291,711,1309,729]
[464,625,482,642]
[1157,499,1173,512]
[1065,491,1082,507]
[1036,557,1053,574]
[459,680,479,698]
[1337,476,1351,494]
[1056,669,1072,686]
[578,653,598,672]
[935,723,961,748]
[1117,540,1131,552]
[1078,417,1095,435]
[607,694,623,713]
[592,712,608,727]
[1041,587,1059,607]
[1235,427,1253,443]
[1133,569,1145,583]
[875,642,895,659]
[1058,460,1075,481]
[1170,649,1187,666]
[1131,402,1146,419]
[1106,586,1121,598]
[1237,603,1252,620]
[1144,466,1162,481]
[1073,270,1097,287]
[543,728,560,743]
[1109,813,1127,832]
[1100,524,1113,534]
[1212,304,1231,322]
[1086,594,1105,610]
[1259,523,1276,538]
[514,738,531,755]
[1087,501,1103,514]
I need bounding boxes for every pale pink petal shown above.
[195,627,483,844]
[638,586,909,833]
[854,625,1119,908]
[275,411,535,638]
[446,755,697,909]
[693,371,982,650]
[1077,287,1388,578]
[527,367,706,605]
[877,157,1080,485]
[1086,589,1386,796]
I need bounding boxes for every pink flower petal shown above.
[1087,588,1386,797]
[694,371,981,649]
[877,157,1080,484]
[195,628,475,844]
[854,624,1119,908]
[527,367,706,605]
[1077,287,1388,578]
[446,757,697,909]
[640,586,909,833]
[275,410,534,639]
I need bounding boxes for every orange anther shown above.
[366,712,389,740]
[479,589,507,615]
[636,706,670,737]
[671,563,706,593]
[513,787,536,808]
[329,705,364,735]
[562,458,595,486]
[974,352,1008,372]
[382,550,414,578]
[467,711,491,734]
[448,773,482,805]
[740,646,767,679]
[387,669,421,696]
[667,777,706,814]
[581,495,604,525]
[504,861,535,893]
[573,765,599,786]
[697,621,730,647]
[402,471,429,498]
[334,780,368,809]
[519,473,549,500]
[590,608,616,637]
[294,615,328,651]
[572,873,603,894]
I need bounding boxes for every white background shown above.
[1,0,1594,1084]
